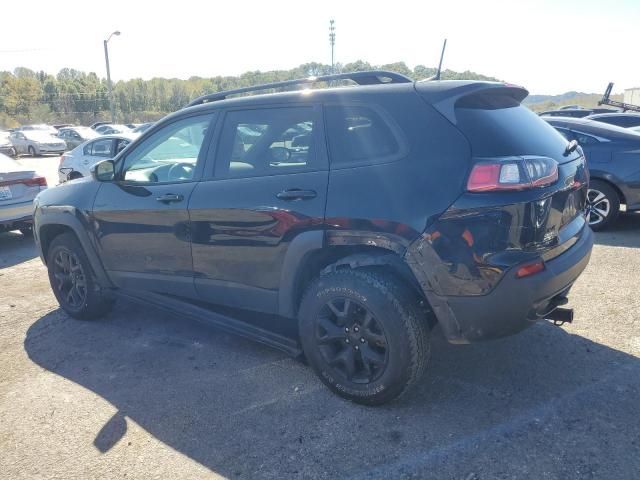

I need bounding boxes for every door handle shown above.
[156,193,184,203]
[276,189,317,201]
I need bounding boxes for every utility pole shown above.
[329,19,336,74]
[103,30,120,123]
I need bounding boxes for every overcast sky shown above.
[1,0,638,95]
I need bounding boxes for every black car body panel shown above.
[34,77,593,345]
[586,112,640,128]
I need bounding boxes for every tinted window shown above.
[85,138,113,157]
[574,132,599,145]
[121,114,212,183]
[215,107,317,178]
[554,128,574,141]
[456,105,569,157]
[325,105,400,166]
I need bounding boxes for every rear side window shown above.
[325,105,401,167]
[455,104,569,158]
[84,138,113,157]
[215,107,319,178]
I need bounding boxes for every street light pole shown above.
[329,20,336,74]
[103,30,120,123]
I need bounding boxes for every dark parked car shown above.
[585,112,640,128]
[90,121,112,130]
[543,116,640,230]
[33,71,593,405]
[539,108,593,118]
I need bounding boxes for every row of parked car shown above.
[0,122,154,158]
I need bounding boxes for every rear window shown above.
[325,105,401,167]
[455,104,570,158]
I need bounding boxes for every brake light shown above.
[23,176,47,187]
[467,157,558,192]
[516,260,545,278]
[59,155,65,166]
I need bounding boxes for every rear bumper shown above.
[37,146,65,154]
[430,225,594,343]
[0,201,33,228]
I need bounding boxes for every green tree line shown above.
[0,61,499,128]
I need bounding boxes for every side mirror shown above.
[92,160,116,182]
[269,146,291,164]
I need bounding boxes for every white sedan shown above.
[58,133,138,183]
[0,153,47,235]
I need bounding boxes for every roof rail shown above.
[185,70,413,107]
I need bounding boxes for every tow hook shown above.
[546,307,574,326]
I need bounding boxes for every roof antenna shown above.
[421,39,447,82]
[435,38,447,80]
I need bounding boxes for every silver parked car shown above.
[10,130,66,156]
[58,133,137,183]
[57,126,99,150]
[0,153,47,235]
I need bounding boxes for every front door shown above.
[189,105,328,313]
[91,113,215,298]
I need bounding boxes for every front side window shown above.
[121,114,212,183]
[324,105,400,167]
[215,107,317,178]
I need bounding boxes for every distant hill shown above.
[524,91,623,112]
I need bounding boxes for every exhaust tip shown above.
[546,307,573,326]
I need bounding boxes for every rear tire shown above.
[299,268,430,405]
[587,180,620,231]
[46,232,114,320]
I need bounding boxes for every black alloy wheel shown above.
[316,297,389,384]
[52,248,88,309]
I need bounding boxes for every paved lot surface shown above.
[1,159,639,479]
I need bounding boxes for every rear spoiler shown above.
[416,82,529,124]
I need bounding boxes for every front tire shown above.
[28,145,37,156]
[46,232,114,320]
[587,180,620,231]
[299,269,430,405]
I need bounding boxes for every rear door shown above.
[91,113,215,298]
[189,104,328,313]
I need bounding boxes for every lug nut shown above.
[354,345,359,350]
[354,326,359,332]
[345,327,349,333]
[360,338,365,343]
[345,338,350,344]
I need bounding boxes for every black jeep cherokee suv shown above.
[34,71,593,405]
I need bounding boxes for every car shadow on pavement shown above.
[594,211,640,248]
[24,302,640,479]
[0,231,37,269]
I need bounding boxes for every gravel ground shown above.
[1,161,639,479]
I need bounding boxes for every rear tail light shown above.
[467,156,558,192]
[23,176,47,187]
[59,155,65,166]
